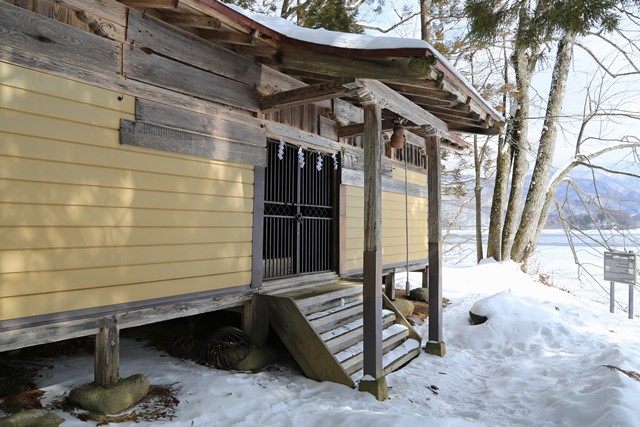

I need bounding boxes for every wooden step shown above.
[340,325,410,375]
[290,283,362,315]
[324,311,396,353]
[383,339,421,375]
[309,302,363,334]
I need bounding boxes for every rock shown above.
[68,374,150,415]
[0,409,64,427]
[406,314,423,326]
[409,288,429,302]
[234,346,279,372]
[469,310,488,325]
[391,299,415,318]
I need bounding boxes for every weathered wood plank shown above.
[161,11,220,29]
[127,9,260,87]
[135,99,264,144]
[95,323,119,386]
[359,79,449,135]
[251,166,265,289]
[261,120,341,153]
[333,98,363,124]
[52,0,127,25]
[318,115,338,140]
[0,1,119,74]
[121,0,178,9]
[341,168,427,198]
[259,78,361,112]
[123,47,258,111]
[0,287,253,352]
[362,102,383,379]
[120,120,267,166]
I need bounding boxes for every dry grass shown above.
[605,365,640,381]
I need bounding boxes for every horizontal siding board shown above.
[0,2,118,74]
[0,62,135,112]
[0,157,254,197]
[120,120,267,167]
[0,84,133,129]
[1,242,252,274]
[136,99,264,145]
[0,203,253,228]
[0,271,252,321]
[0,132,255,183]
[127,9,260,87]
[0,227,253,250]
[0,257,252,297]
[0,180,253,212]
[123,47,258,112]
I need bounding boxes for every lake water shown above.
[444,228,640,316]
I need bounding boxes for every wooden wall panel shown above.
[340,184,428,274]
[0,62,255,322]
[0,1,119,74]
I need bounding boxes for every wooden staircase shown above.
[263,281,421,387]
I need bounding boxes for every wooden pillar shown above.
[242,295,269,347]
[384,272,396,300]
[361,102,385,384]
[95,323,119,386]
[251,166,265,289]
[425,135,446,357]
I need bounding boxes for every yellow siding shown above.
[0,62,255,321]
[341,185,428,273]
[391,167,427,187]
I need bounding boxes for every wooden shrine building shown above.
[0,0,502,399]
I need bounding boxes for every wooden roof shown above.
[120,0,503,139]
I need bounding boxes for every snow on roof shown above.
[224,3,503,121]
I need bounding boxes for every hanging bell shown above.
[390,121,406,149]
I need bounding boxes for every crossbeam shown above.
[259,78,362,112]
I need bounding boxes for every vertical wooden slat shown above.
[426,135,443,345]
[362,102,383,379]
[95,323,119,386]
[251,166,265,288]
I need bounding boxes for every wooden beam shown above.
[425,135,445,356]
[161,11,221,29]
[198,29,254,44]
[95,323,119,386]
[260,78,361,112]
[338,118,396,137]
[357,80,449,136]
[261,120,342,153]
[120,0,178,9]
[362,102,384,379]
[276,47,435,80]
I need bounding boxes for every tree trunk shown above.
[511,31,577,263]
[420,0,432,42]
[486,40,511,261]
[500,49,532,260]
[474,135,484,262]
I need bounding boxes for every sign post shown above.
[604,251,636,319]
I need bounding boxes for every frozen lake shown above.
[445,228,640,317]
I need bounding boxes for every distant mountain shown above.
[443,167,640,230]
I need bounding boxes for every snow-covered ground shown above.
[33,261,640,426]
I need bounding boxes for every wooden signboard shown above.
[604,251,636,319]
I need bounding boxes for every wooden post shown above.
[425,135,446,357]
[95,323,119,386]
[359,102,387,399]
[251,166,265,289]
[242,295,269,347]
[422,267,429,289]
[384,272,396,300]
